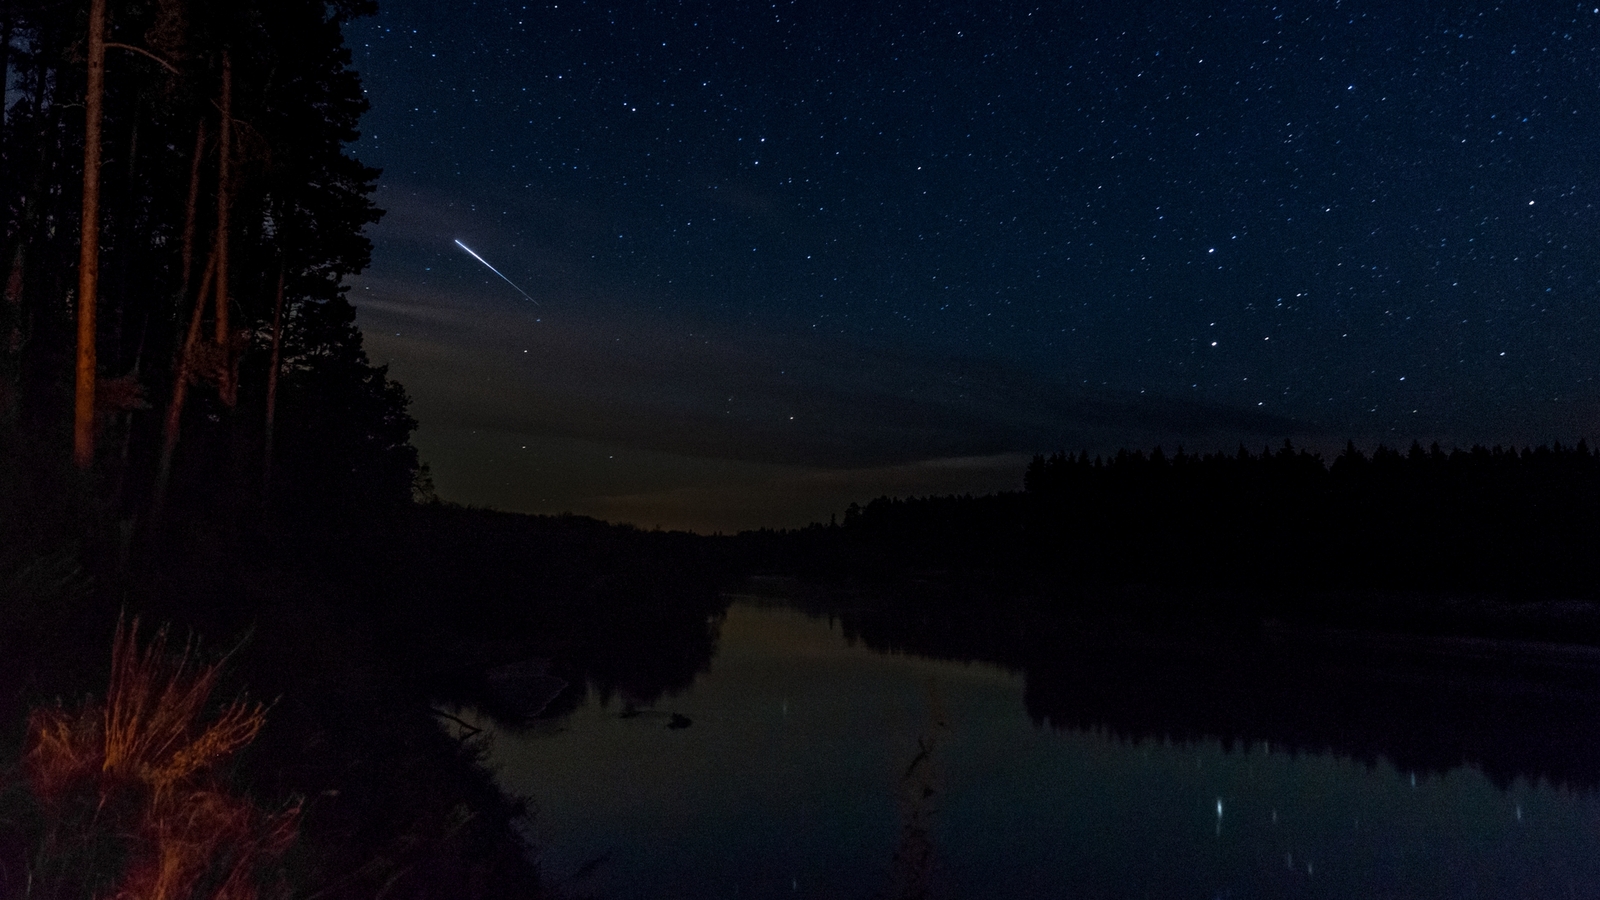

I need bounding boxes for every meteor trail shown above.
[454,239,539,304]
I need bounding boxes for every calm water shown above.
[465,601,1600,899]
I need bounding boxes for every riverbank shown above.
[8,461,1600,895]
[0,484,725,898]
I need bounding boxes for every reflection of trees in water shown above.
[1019,622,1600,790]
[374,507,730,723]
[559,571,728,710]
[437,580,727,726]
[807,586,1600,791]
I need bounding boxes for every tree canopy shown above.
[1,0,414,526]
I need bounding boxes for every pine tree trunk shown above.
[74,0,108,468]
[0,12,16,425]
[152,251,216,521]
[213,53,233,405]
[262,267,286,499]
[177,119,207,307]
[0,12,12,150]
[0,245,21,426]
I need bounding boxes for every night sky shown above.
[345,2,1600,532]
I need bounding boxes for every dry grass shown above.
[22,615,299,900]
[99,617,265,801]
[112,788,299,900]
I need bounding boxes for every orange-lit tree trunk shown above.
[73,0,107,468]
[150,120,209,522]
[177,119,207,305]
[152,253,216,521]
[213,54,234,406]
[153,59,232,519]
[262,267,285,499]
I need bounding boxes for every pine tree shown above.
[1,0,407,522]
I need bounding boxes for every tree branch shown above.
[104,41,180,75]
[429,708,483,740]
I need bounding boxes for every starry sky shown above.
[345,1,1600,532]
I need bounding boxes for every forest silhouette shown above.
[741,440,1600,634]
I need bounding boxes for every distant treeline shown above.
[740,440,1600,604]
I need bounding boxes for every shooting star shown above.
[454,239,539,305]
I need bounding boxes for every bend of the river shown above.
[460,600,1600,899]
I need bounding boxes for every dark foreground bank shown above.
[0,454,725,898]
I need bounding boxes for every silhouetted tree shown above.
[0,0,403,526]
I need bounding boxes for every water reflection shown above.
[824,593,1600,791]
[462,600,1600,899]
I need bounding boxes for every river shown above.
[461,599,1600,899]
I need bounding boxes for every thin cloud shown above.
[358,278,1324,473]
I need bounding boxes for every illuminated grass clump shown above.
[23,617,299,900]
